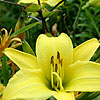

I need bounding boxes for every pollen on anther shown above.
[57,51,60,59]
[51,56,54,66]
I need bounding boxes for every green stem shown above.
[73,5,81,30]
[63,16,70,35]
[85,9,100,37]
[37,0,48,33]
[82,3,90,10]
[65,24,70,35]
[72,1,82,46]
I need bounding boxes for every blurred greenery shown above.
[0,0,21,29]
[1,0,100,46]
[1,0,100,99]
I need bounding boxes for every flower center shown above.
[50,51,64,91]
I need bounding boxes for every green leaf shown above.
[14,17,25,32]
[64,0,74,5]
[76,92,91,100]
[2,55,10,86]
[93,95,100,100]
[45,33,53,37]
[95,57,100,63]
[77,92,100,100]
[25,4,40,12]
[10,22,41,38]
[49,96,55,100]
[86,92,100,100]
[43,10,58,18]
[22,40,35,55]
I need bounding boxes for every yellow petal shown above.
[0,84,5,95]
[1,28,9,46]
[4,48,38,70]
[2,69,55,100]
[18,0,37,4]
[36,33,73,80]
[18,0,47,4]
[53,91,75,100]
[45,0,63,6]
[18,0,62,6]
[73,38,99,62]
[65,61,100,92]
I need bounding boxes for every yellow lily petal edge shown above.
[73,38,100,62]
[3,48,39,70]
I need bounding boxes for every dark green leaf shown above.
[10,22,41,38]
[2,55,9,86]
[22,40,35,55]
[25,4,40,12]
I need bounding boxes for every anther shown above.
[55,64,58,72]
[51,56,54,66]
[57,51,60,59]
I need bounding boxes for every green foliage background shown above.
[1,0,100,46]
[0,0,20,29]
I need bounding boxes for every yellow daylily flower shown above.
[18,0,62,6]
[0,28,22,57]
[0,84,5,100]
[2,33,100,100]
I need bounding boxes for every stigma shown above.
[50,51,64,91]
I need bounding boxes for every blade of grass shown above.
[10,22,41,38]
[76,92,91,100]
[85,92,100,100]
[85,9,100,38]
[2,55,10,86]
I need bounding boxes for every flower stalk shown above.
[37,0,48,33]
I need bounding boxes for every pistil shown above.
[51,56,54,88]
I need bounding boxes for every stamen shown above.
[50,52,64,91]
[57,51,60,59]
[51,56,54,88]
[55,64,58,72]
[52,72,64,91]
[51,56,54,66]
[57,51,61,63]
[54,86,59,92]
